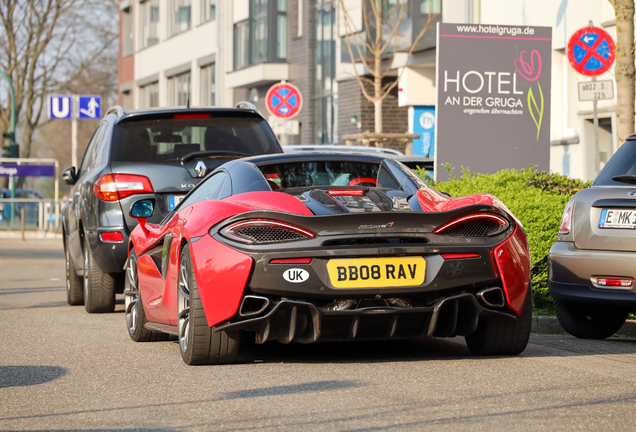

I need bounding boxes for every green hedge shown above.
[416,166,591,314]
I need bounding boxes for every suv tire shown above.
[83,234,116,313]
[554,300,627,339]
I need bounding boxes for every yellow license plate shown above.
[326,257,426,289]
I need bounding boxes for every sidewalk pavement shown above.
[532,316,636,337]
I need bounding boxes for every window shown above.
[234,21,249,69]
[167,72,191,107]
[139,82,159,109]
[233,0,287,70]
[139,0,160,49]
[200,0,216,23]
[420,0,441,14]
[122,6,133,56]
[312,1,338,144]
[200,64,216,106]
[121,90,133,111]
[110,115,282,165]
[251,0,269,63]
[168,0,191,37]
[277,0,287,58]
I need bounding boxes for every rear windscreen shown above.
[595,140,636,186]
[258,161,400,190]
[111,116,281,163]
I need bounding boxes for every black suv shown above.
[62,105,282,313]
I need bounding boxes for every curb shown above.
[0,230,62,239]
[532,316,636,337]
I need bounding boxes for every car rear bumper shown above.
[87,228,129,274]
[549,241,636,306]
[215,292,517,344]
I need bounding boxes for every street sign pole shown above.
[71,95,78,168]
[592,76,600,173]
[588,22,600,174]
[0,68,17,225]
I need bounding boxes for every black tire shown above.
[466,285,533,356]
[124,249,169,342]
[83,234,116,313]
[554,300,627,339]
[178,247,240,365]
[65,241,84,306]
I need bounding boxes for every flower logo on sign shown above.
[515,50,544,141]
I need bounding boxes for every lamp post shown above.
[0,68,17,225]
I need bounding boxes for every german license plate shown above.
[168,195,185,210]
[326,257,426,289]
[599,209,636,229]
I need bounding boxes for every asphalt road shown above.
[1,238,636,431]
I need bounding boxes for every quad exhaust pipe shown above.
[476,287,506,308]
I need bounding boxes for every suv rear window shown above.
[595,140,636,186]
[111,115,280,163]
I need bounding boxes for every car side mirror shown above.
[130,199,155,233]
[62,167,77,185]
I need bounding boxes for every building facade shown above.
[118,0,624,180]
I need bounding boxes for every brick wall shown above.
[287,0,314,145]
[118,3,134,106]
[337,77,410,153]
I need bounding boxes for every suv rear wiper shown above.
[611,175,636,184]
[182,150,250,163]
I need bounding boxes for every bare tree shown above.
[609,0,635,144]
[0,0,117,187]
[339,0,437,133]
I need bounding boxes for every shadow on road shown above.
[234,337,472,365]
[0,366,66,389]
[222,380,360,399]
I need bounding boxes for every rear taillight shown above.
[442,253,480,259]
[595,277,634,288]
[100,232,124,242]
[221,220,314,244]
[94,174,154,202]
[328,190,365,196]
[559,199,573,234]
[434,213,509,237]
[270,258,312,264]
[173,113,211,119]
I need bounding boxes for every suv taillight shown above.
[94,174,154,202]
[559,199,573,234]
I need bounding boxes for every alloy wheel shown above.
[125,256,139,334]
[177,260,191,354]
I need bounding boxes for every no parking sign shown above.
[265,82,303,119]
[567,27,615,76]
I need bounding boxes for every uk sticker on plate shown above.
[599,208,636,229]
[168,195,185,210]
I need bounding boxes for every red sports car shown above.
[125,153,532,365]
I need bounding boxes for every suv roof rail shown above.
[235,101,257,111]
[106,105,124,118]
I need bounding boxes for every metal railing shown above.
[0,198,62,232]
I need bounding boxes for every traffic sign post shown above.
[48,94,102,168]
[578,80,614,101]
[266,82,303,145]
[568,23,616,174]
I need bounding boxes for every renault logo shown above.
[195,161,207,178]
[628,191,636,197]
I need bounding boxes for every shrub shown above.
[416,166,591,314]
